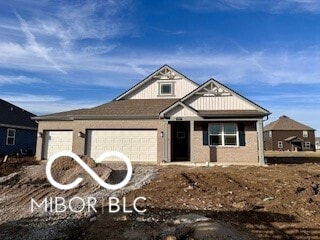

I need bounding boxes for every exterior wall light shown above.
[78,131,85,138]
[37,132,43,138]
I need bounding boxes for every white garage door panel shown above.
[87,130,157,162]
[43,131,73,159]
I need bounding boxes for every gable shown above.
[116,65,198,100]
[160,79,270,119]
[182,80,269,114]
[164,104,198,118]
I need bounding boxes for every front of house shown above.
[34,65,270,165]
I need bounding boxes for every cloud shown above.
[0,93,101,114]
[274,0,320,13]
[32,0,135,47]
[13,11,67,74]
[1,41,320,87]
[181,0,320,13]
[0,93,62,103]
[0,75,43,85]
[81,45,118,56]
[181,0,251,12]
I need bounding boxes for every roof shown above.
[264,115,315,131]
[284,136,304,142]
[114,64,199,100]
[35,99,178,120]
[0,99,37,129]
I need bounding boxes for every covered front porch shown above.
[162,119,265,165]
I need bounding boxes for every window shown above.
[303,141,311,149]
[6,129,16,146]
[208,123,238,146]
[159,83,173,95]
[278,141,283,149]
[269,131,272,138]
[303,131,308,137]
[176,131,185,139]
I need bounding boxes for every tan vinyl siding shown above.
[186,95,256,111]
[126,78,197,99]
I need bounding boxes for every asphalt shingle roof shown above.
[0,99,37,129]
[264,115,315,131]
[38,99,178,119]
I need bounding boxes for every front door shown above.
[171,121,190,161]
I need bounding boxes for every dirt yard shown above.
[81,164,320,240]
[1,160,320,239]
[0,156,38,177]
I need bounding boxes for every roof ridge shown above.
[264,115,315,131]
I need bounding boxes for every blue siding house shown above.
[0,99,37,156]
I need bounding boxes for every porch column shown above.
[257,119,265,165]
[163,121,169,162]
[190,120,194,162]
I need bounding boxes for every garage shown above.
[43,131,73,159]
[86,130,157,162]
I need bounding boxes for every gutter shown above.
[0,123,37,131]
[32,115,160,121]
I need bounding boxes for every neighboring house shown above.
[33,65,270,165]
[316,137,320,151]
[0,99,38,156]
[264,115,315,151]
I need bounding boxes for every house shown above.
[316,137,320,151]
[264,115,316,151]
[33,65,270,165]
[0,99,38,156]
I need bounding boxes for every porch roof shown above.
[285,136,304,142]
[198,110,266,117]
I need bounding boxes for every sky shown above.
[0,0,320,134]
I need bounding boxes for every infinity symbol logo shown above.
[46,151,133,190]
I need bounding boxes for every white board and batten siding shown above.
[186,95,256,111]
[86,130,157,162]
[166,105,198,118]
[43,131,73,160]
[126,78,197,99]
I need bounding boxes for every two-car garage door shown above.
[86,130,157,162]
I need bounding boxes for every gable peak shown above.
[153,65,179,80]
[196,80,232,97]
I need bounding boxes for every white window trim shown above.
[208,123,239,147]
[6,128,16,146]
[303,131,308,138]
[303,141,311,149]
[269,131,272,138]
[159,82,174,96]
[278,141,283,149]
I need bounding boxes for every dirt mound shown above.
[0,156,38,177]
[50,156,112,188]
[51,156,97,171]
